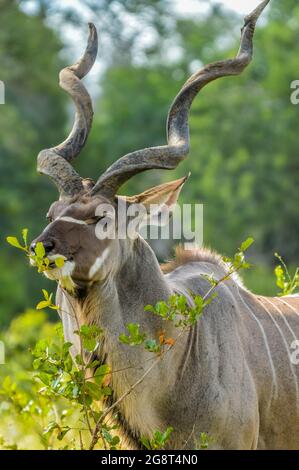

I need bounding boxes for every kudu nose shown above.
[30,239,55,255]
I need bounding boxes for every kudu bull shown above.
[30,0,299,449]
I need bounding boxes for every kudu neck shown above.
[73,236,173,335]
[115,236,173,308]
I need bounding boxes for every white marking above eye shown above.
[58,216,87,225]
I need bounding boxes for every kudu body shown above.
[31,1,299,449]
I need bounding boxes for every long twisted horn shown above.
[37,23,98,198]
[91,0,270,199]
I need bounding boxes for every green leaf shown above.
[57,427,70,441]
[85,381,101,400]
[32,338,49,355]
[94,365,110,385]
[35,242,45,258]
[162,426,173,441]
[140,437,151,450]
[87,359,101,368]
[101,386,112,396]
[119,323,146,346]
[110,436,120,446]
[144,305,154,312]
[234,252,244,265]
[240,237,254,252]
[32,358,42,370]
[43,421,58,436]
[22,228,29,247]
[145,339,161,353]
[38,372,51,386]
[79,324,103,337]
[55,257,65,268]
[199,432,210,449]
[155,301,169,317]
[42,289,49,300]
[36,300,51,310]
[62,342,73,353]
[127,323,139,336]
[177,295,187,310]
[119,334,130,345]
[82,337,97,352]
[74,354,83,366]
[140,426,173,450]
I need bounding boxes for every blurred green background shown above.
[0,0,298,328]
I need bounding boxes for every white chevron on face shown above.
[58,216,87,225]
[88,247,111,279]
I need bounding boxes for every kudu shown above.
[30,0,299,449]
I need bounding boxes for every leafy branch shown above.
[274,253,299,296]
[6,228,65,273]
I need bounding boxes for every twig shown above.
[79,430,84,450]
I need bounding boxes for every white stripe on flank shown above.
[276,297,299,318]
[237,289,278,400]
[58,216,87,225]
[89,247,110,279]
[258,298,299,401]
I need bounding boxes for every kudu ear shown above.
[125,175,189,208]
[119,175,189,230]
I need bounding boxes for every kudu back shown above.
[30,0,299,449]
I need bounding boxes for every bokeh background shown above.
[0,0,298,326]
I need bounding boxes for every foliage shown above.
[0,309,119,450]
[0,310,62,449]
[141,427,173,450]
[6,228,65,273]
[144,237,254,330]
[197,432,213,450]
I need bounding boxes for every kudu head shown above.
[31,1,270,291]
